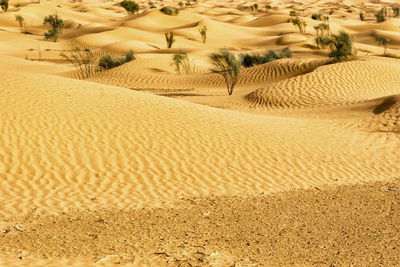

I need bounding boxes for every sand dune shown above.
[1,0,400,265]
[87,57,325,90]
[246,57,400,109]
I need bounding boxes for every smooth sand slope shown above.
[1,0,400,265]
[3,70,400,214]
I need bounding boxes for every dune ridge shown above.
[1,70,400,218]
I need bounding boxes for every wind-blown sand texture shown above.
[0,0,400,266]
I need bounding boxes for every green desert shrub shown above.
[61,47,97,79]
[314,23,331,49]
[359,12,365,21]
[43,14,64,42]
[160,6,179,16]
[375,8,386,23]
[98,50,135,70]
[250,3,258,11]
[209,49,242,95]
[311,13,323,20]
[0,0,8,12]
[375,36,390,54]
[289,10,300,16]
[15,15,25,32]
[165,31,175,48]
[328,31,354,62]
[290,16,307,33]
[240,48,292,68]
[314,23,330,35]
[240,53,266,68]
[148,1,156,8]
[315,35,331,49]
[121,0,140,14]
[392,7,399,17]
[172,51,196,74]
[198,25,207,44]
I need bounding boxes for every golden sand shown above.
[0,0,400,265]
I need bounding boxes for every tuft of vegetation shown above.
[43,14,64,42]
[290,16,307,33]
[250,3,258,11]
[314,23,330,35]
[60,47,97,79]
[98,50,135,70]
[121,0,140,15]
[240,48,292,68]
[359,12,365,21]
[165,31,175,48]
[392,7,399,17]
[375,36,390,55]
[311,13,323,20]
[314,23,331,49]
[15,15,25,32]
[172,51,196,74]
[289,10,301,17]
[265,4,272,12]
[198,25,207,44]
[375,8,386,23]
[328,31,354,62]
[160,6,179,16]
[0,0,8,12]
[315,35,331,49]
[209,49,242,95]
[148,1,156,9]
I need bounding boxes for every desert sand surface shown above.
[0,0,400,266]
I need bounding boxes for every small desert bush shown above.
[61,47,97,79]
[148,1,156,8]
[250,3,258,11]
[198,25,207,44]
[314,23,331,49]
[240,48,292,68]
[314,23,330,35]
[209,49,242,95]
[172,51,196,74]
[290,16,307,33]
[160,6,179,16]
[376,36,390,54]
[311,13,323,20]
[0,0,8,12]
[392,7,399,17]
[121,0,139,14]
[315,35,331,49]
[359,12,365,21]
[328,31,354,62]
[165,31,175,48]
[15,15,25,32]
[289,10,300,17]
[375,8,386,23]
[98,50,135,70]
[43,14,64,42]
